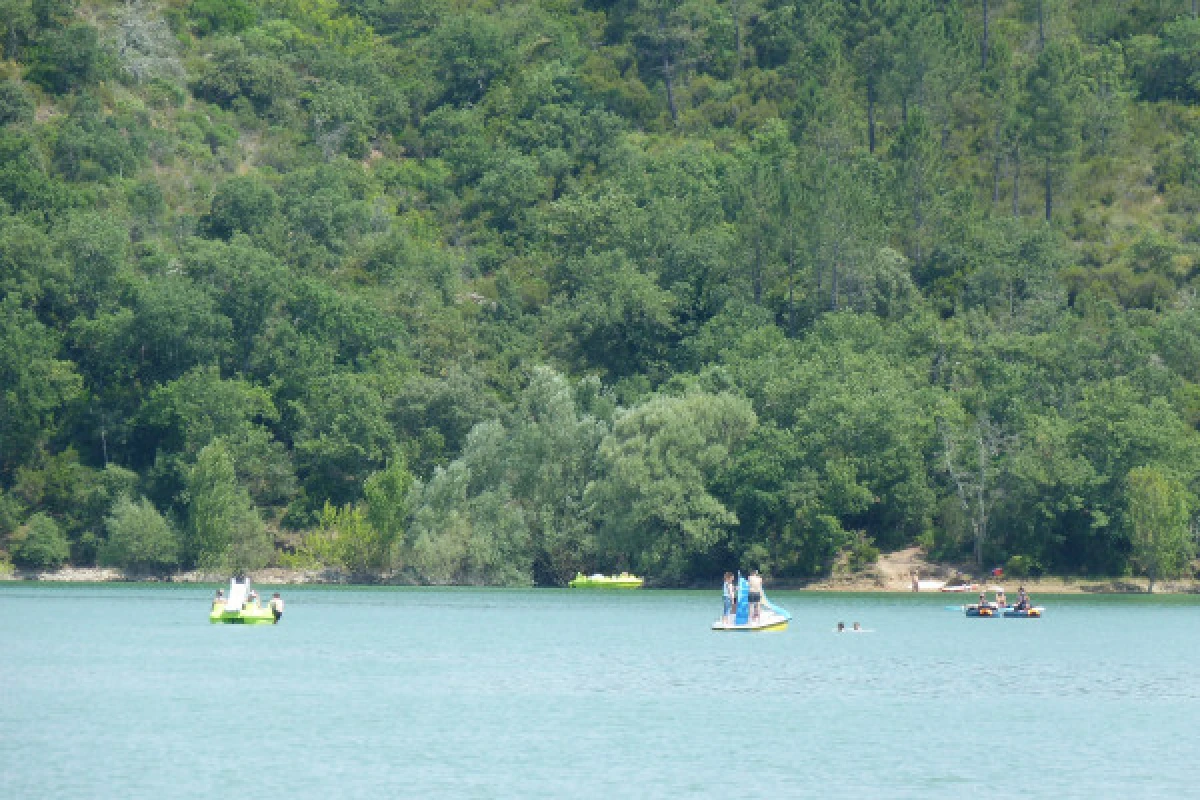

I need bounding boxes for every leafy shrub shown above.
[100,495,180,573]
[187,0,257,36]
[26,23,113,95]
[204,175,280,239]
[1005,554,1044,578]
[846,533,880,572]
[12,512,69,569]
[0,81,35,127]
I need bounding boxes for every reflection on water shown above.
[2,586,1199,798]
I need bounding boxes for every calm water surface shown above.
[2,586,1198,798]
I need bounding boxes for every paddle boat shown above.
[964,587,1043,618]
[568,572,644,589]
[210,577,277,624]
[712,574,791,632]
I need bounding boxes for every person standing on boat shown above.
[722,572,736,624]
[269,592,284,624]
[747,570,763,623]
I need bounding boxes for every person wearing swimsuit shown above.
[747,570,763,623]
[269,592,284,623]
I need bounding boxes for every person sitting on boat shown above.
[852,622,861,631]
[213,588,224,609]
[996,589,1007,608]
[837,622,845,632]
[747,570,763,623]
[245,589,259,610]
[1014,587,1030,611]
[977,591,990,610]
[722,572,736,624]
[269,592,284,623]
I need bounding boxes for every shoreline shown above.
[1,566,1198,593]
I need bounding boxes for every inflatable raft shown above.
[965,604,1043,618]
[210,578,277,624]
[568,572,644,589]
[712,575,791,632]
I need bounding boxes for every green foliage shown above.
[12,512,69,569]
[5,0,1200,587]
[1127,465,1195,590]
[321,501,384,572]
[402,367,607,585]
[588,389,756,582]
[27,22,112,95]
[100,495,180,573]
[0,298,83,480]
[204,176,281,239]
[183,440,271,572]
[0,81,35,127]
[363,455,414,554]
[188,0,258,35]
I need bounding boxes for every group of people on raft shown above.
[212,587,285,623]
[975,586,1033,611]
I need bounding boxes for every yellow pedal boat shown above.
[568,572,644,589]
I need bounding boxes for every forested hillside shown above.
[2,0,1199,585]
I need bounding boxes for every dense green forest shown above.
[1,0,1199,585]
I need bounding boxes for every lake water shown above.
[2,586,1198,798]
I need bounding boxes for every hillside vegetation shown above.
[2,0,1199,585]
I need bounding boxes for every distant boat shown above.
[940,583,978,592]
[712,575,791,632]
[210,577,276,624]
[568,572,644,589]
[1003,607,1044,618]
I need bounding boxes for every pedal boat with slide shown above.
[712,575,791,632]
[568,572,644,589]
[210,577,276,624]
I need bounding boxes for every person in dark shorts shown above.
[747,570,763,623]
[269,592,284,623]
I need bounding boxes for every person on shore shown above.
[911,572,919,592]
[269,592,284,624]
[747,570,763,623]
[722,572,736,625]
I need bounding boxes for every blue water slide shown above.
[735,575,749,625]
[762,592,792,622]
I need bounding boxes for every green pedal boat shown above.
[209,578,280,624]
[568,572,644,589]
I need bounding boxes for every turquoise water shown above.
[2,586,1199,798]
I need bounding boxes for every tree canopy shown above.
[1,0,1198,586]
